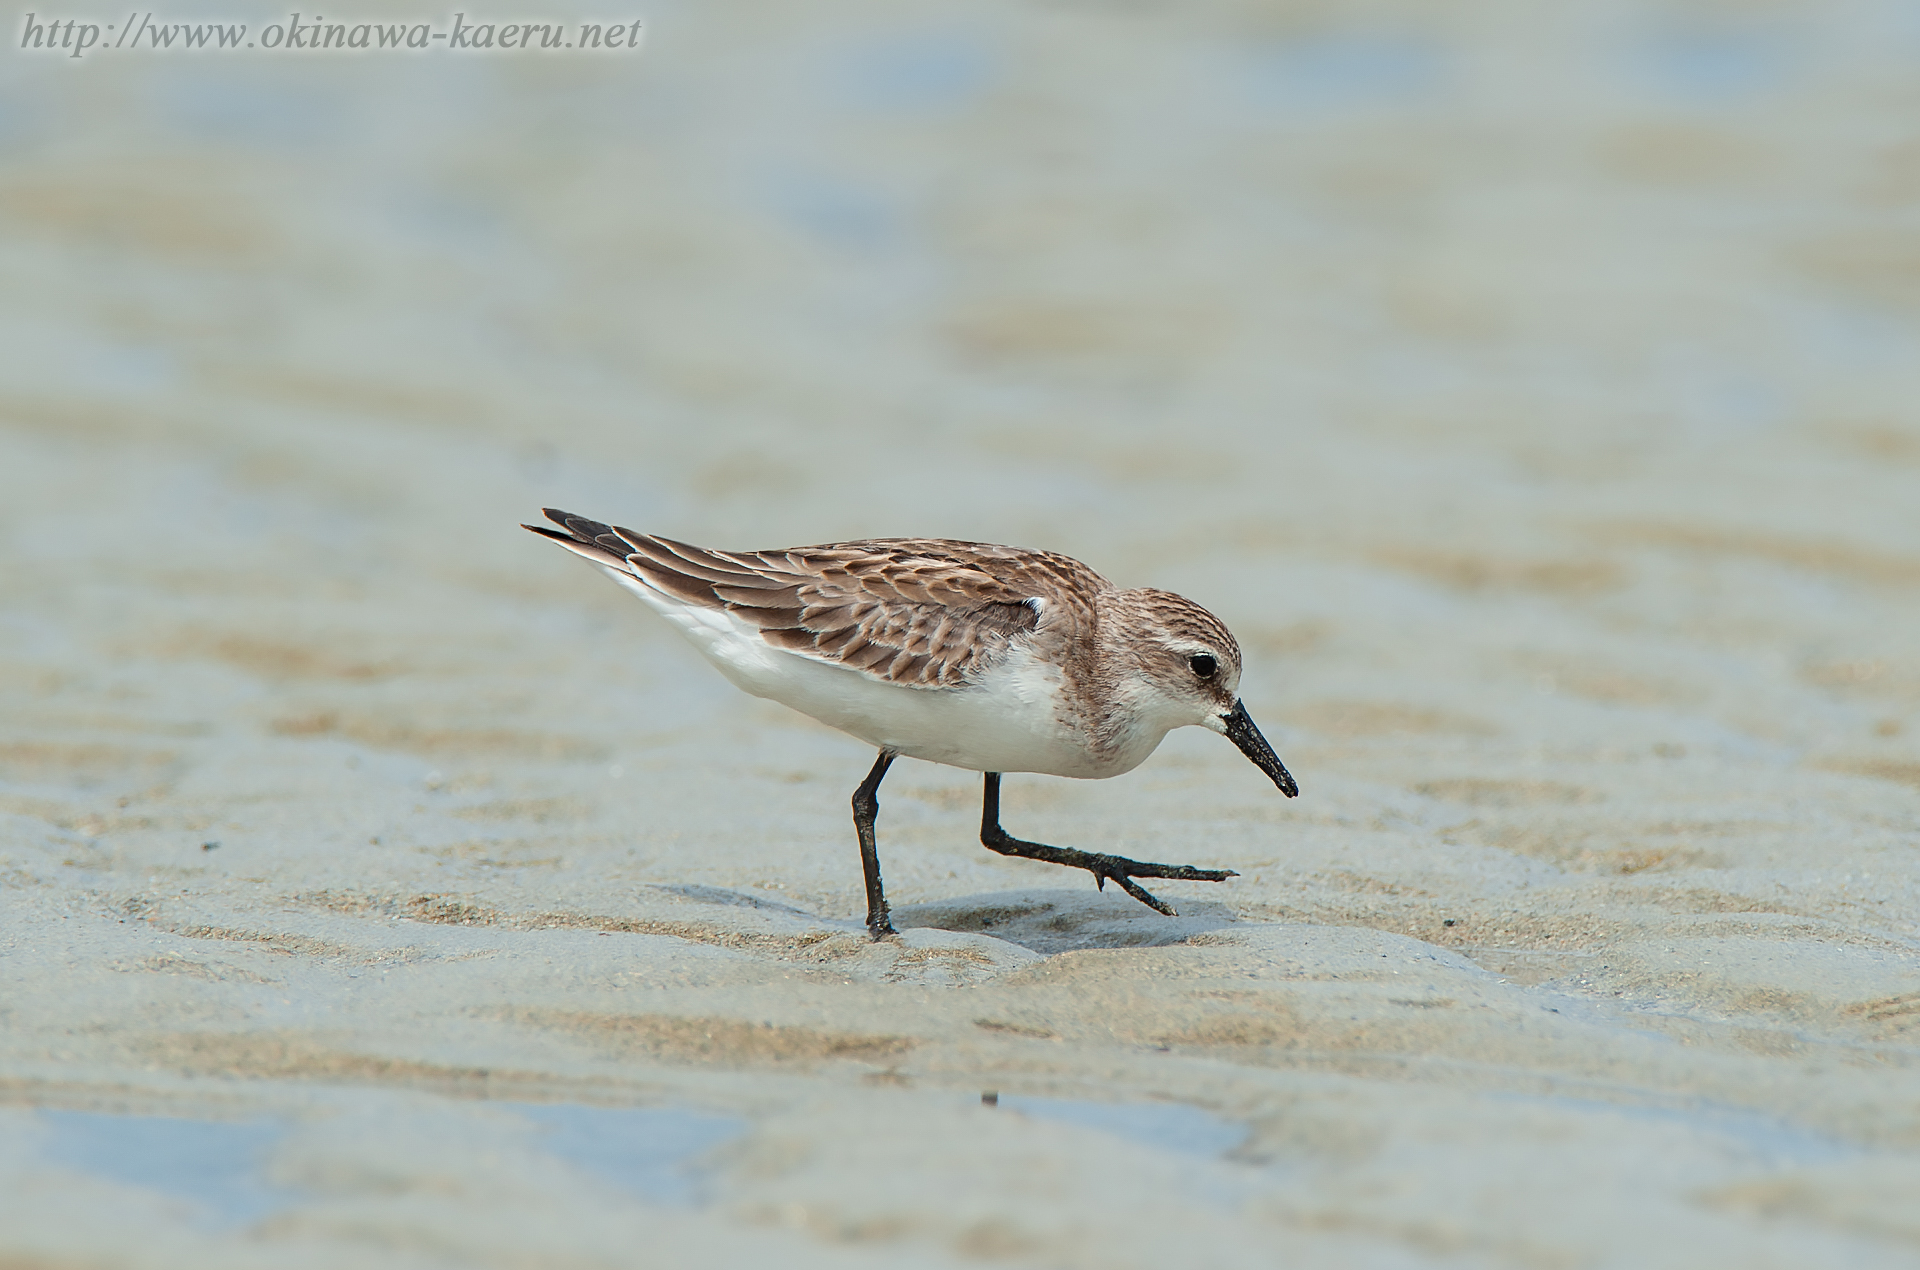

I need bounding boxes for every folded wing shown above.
[525,508,1105,688]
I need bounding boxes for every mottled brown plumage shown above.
[527,508,1114,691]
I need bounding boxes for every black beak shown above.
[1220,699,1298,797]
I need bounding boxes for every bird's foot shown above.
[1078,851,1237,916]
[980,825,1235,917]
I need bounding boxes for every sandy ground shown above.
[4,1,1920,1266]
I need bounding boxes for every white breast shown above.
[603,565,1158,779]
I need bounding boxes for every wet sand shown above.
[3,2,1920,1266]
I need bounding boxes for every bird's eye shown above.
[1189,653,1217,679]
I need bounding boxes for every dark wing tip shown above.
[525,512,635,570]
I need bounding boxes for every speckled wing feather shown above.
[525,508,1110,688]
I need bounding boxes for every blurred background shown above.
[8,1,1919,543]
[5,0,1920,1265]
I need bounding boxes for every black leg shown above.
[852,750,898,940]
[978,772,1236,916]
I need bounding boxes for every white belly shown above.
[604,566,1157,778]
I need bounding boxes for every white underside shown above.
[602,565,1160,778]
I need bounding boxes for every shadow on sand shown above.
[893,888,1242,956]
[647,883,820,918]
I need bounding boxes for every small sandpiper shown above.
[525,509,1298,939]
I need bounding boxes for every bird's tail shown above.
[521,507,643,569]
